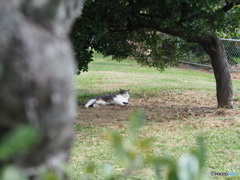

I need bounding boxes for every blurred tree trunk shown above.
[0,0,84,179]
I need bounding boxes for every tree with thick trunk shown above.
[0,0,84,179]
[162,32,233,108]
[194,33,233,108]
[71,0,240,108]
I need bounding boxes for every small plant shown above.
[233,96,240,101]
[79,110,209,180]
[2,113,209,180]
[0,125,39,180]
[0,125,60,180]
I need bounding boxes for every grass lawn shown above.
[70,53,240,179]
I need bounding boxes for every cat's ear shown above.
[119,88,123,91]
[128,89,130,92]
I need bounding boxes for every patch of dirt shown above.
[76,90,240,128]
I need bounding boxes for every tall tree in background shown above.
[0,0,84,179]
[71,0,240,108]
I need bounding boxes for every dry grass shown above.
[70,56,240,179]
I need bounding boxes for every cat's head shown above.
[119,89,130,98]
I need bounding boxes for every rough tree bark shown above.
[0,0,84,179]
[160,30,234,108]
[159,28,234,108]
[192,33,233,108]
[156,28,234,108]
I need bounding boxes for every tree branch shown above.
[222,1,240,12]
[177,2,193,25]
[128,0,135,6]
[136,0,153,8]
[139,13,153,18]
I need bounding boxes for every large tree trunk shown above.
[197,33,233,108]
[0,0,84,179]
[145,25,234,108]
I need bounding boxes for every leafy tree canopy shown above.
[71,0,240,73]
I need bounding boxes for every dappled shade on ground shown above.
[76,90,240,128]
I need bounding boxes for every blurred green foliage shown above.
[80,109,208,180]
[0,125,39,161]
[0,124,39,180]
[0,112,208,180]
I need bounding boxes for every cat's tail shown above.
[85,99,96,108]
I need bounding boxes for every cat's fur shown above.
[85,89,132,108]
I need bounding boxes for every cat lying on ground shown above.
[85,89,133,108]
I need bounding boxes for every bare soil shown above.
[76,90,240,128]
[76,66,240,128]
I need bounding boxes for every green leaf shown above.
[0,166,28,180]
[84,161,96,174]
[128,109,146,139]
[103,162,114,180]
[40,171,58,180]
[111,131,131,165]
[0,124,39,161]
[177,153,200,180]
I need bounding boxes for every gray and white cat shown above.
[85,89,132,108]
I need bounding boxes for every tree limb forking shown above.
[139,13,153,18]
[222,0,240,12]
